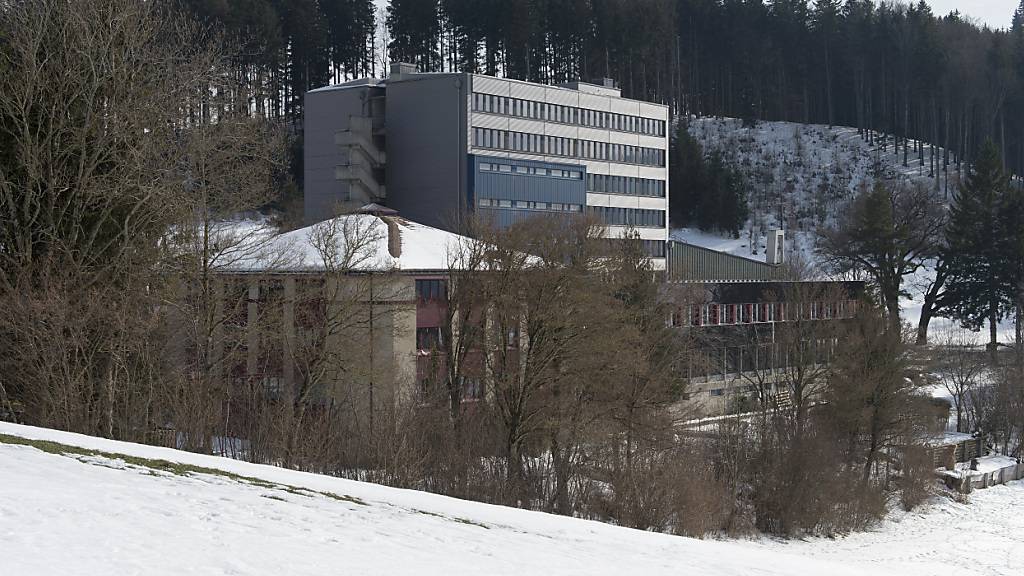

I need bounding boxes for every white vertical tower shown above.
[766,229,785,266]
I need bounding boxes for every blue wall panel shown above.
[469,154,586,206]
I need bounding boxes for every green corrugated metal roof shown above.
[667,241,785,283]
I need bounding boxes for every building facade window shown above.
[472,127,665,167]
[586,174,666,198]
[471,92,666,137]
[477,159,583,180]
[589,206,666,228]
[416,327,443,351]
[478,197,582,213]
[415,279,447,302]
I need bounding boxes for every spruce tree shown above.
[668,120,706,227]
[386,0,441,71]
[943,141,1012,354]
[1000,181,1024,364]
[703,150,749,237]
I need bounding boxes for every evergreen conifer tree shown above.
[1000,181,1024,364]
[386,0,441,71]
[943,141,1012,354]
[668,120,748,236]
[668,120,706,226]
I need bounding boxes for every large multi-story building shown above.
[304,63,670,266]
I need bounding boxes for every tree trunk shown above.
[884,283,902,334]
[549,432,572,515]
[916,266,946,346]
[1016,300,1024,370]
[915,302,933,346]
[989,306,999,362]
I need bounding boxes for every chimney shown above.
[356,203,402,258]
[389,62,418,79]
[766,229,785,266]
[384,217,402,258]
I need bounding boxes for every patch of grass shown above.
[320,491,368,506]
[0,433,368,507]
[414,509,489,529]
[452,517,490,529]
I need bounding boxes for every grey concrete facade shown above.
[384,72,468,231]
[304,79,386,222]
[303,67,670,264]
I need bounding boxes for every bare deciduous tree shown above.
[934,327,986,433]
[818,180,945,333]
[0,0,279,437]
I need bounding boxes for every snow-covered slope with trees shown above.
[673,117,1005,339]
[2,422,1023,576]
[676,117,957,266]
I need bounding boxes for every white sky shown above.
[922,0,1019,29]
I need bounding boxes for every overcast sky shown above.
[923,0,1019,29]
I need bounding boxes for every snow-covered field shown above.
[2,422,1022,575]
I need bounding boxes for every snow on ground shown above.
[2,422,1023,575]
[0,423,879,576]
[736,485,1024,575]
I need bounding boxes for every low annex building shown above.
[211,205,477,414]
[666,238,864,416]
[210,218,863,420]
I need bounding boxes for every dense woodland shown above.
[177,0,1024,183]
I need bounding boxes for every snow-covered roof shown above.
[924,431,976,447]
[225,214,477,274]
[307,78,384,93]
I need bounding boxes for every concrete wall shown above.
[303,84,383,224]
[385,73,468,231]
[213,273,419,417]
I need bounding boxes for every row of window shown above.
[475,127,576,157]
[590,206,666,228]
[472,92,666,137]
[477,198,584,213]
[587,174,666,198]
[416,325,521,353]
[606,238,667,258]
[579,139,665,165]
[472,127,666,167]
[672,300,858,328]
[687,340,839,380]
[641,239,667,258]
[479,162,582,180]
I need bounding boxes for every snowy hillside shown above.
[2,422,1023,575]
[676,117,957,266]
[673,117,1006,339]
